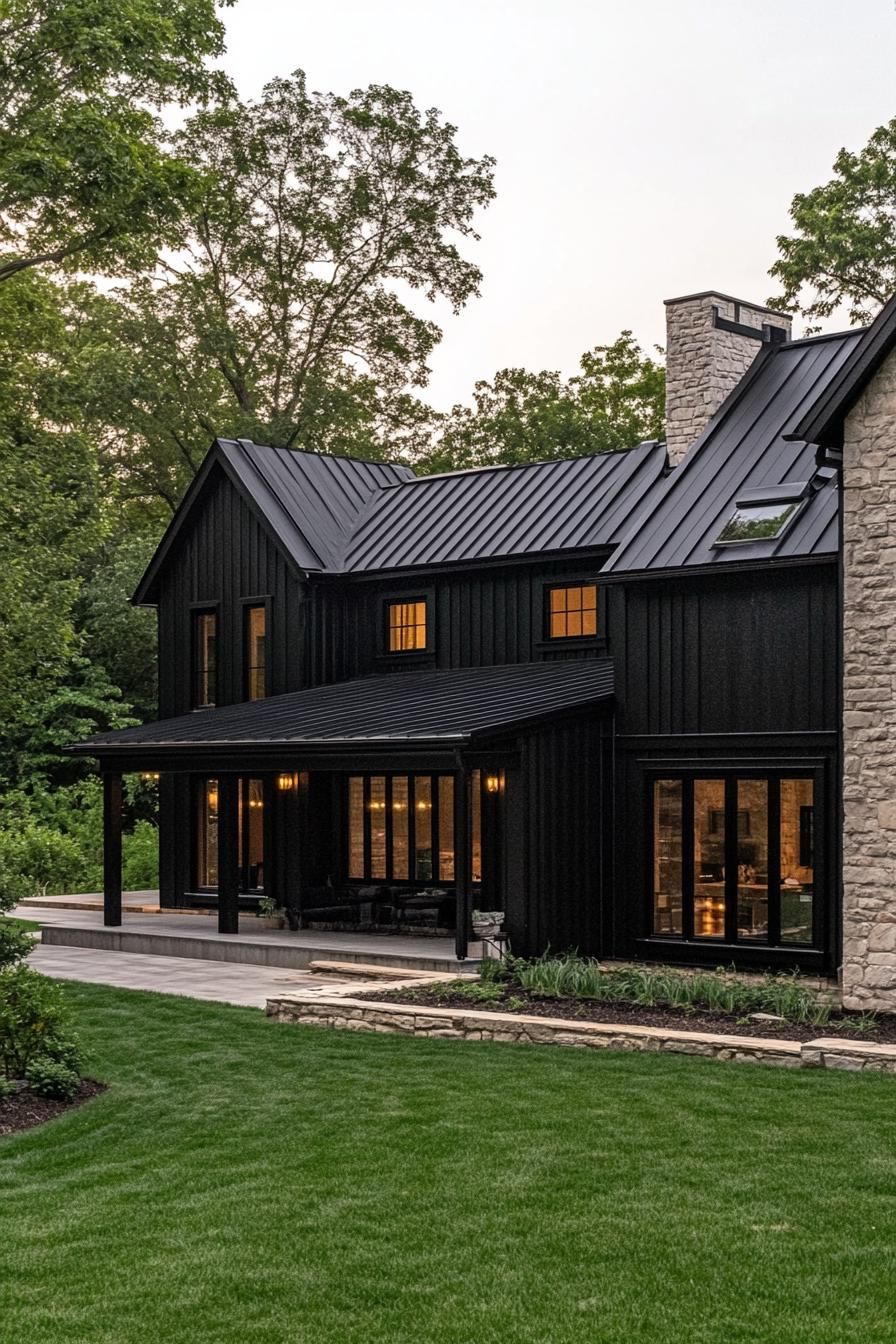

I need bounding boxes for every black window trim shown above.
[241,595,271,701]
[644,763,824,954]
[535,574,605,650]
[345,769,482,887]
[377,587,436,660]
[190,602,219,710]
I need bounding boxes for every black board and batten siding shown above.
[154,465,305,905]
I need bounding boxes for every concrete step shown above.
[40,924,477,976]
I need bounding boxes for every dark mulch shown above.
[357,984,896,1043]
[0,1080,106,1138]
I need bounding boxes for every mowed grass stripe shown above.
[1,983,895,1344]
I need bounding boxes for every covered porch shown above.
[70,660,615,961]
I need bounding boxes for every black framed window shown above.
[651,773,816,948]
[546,584,598,639]
[193,610,217,708]
[346,771,482,884]
[196,776,265,892]
[245,605,267,701]
[387,599,427,652]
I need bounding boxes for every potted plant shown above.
[472,909,504,939]
[256,895,285,930]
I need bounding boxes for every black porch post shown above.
[103,771,123,927]
[218,774,240,935]
[454,760,472,960]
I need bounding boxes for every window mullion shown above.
[724,777,738,944]
[768,777,782,946]
[682,778,695,941]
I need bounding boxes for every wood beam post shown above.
[218,774,240,935]
[103,772,123,927]
[454,761,472,961]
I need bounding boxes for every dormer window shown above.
[715,481,809,546]
[547,584,598,639]
[388,600,427,652]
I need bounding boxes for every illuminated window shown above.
[548,585,597,639]
[346,773,480,886]
[196,777,265,891]
[194,611,217,708]
[245,606,266,700]
[388,600,427,652]
[651,774,817,948]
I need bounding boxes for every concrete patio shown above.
[16,892,478,975]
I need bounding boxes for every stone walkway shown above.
[27,943,338,1008]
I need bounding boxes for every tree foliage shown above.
[770,117,896,327]
[418,332,665,474]
[0,0,232,282]
[98,71,496,510]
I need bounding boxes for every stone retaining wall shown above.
[266,994,896,1074]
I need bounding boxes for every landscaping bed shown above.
[0,1079,105,1137]
[356,984,895,1041]
[357,957,893,1042]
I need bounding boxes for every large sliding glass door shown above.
[650,771,818,950]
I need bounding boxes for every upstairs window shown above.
[547,584,597,639]
[245,605,266,700]
[193,611,217,708]
[388,599,427,652]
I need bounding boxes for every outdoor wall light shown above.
[485,774,500,794]
[277,772,298,792]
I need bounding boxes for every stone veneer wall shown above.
[664,293,791,465]
[842,346,896,1009]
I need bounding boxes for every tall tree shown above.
[97,71,495,511]
[770,116,896,327]
[0,270,127,786]
[419,332,665,474]
[0,0,231,282]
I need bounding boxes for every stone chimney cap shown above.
[664,290,791,321]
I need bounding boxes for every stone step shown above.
[306,959,464,981]
[40,924,476,977]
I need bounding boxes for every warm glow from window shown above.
[346,773,481,887]
[548,585,597,639]
[246,605,266,700]
[388,600,427,651]
[194,611,217,707]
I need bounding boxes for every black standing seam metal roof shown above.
[604,330,863,575]
[71,660,614,754]
[134,440,414,603]
[789,295,896,448]
[340,441,666,572]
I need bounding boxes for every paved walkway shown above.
[27,943,340,1008]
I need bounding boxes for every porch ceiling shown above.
[70,660,614,762]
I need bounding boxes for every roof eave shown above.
[787,297,896,447]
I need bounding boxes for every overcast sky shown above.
[224,0,896,410]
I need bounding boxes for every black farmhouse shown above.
[74,289,896,1002]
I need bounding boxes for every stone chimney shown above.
[664,291,792,465]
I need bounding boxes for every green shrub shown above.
[26,1057,80,1101]
[0,917,35,971]
[0,964,78,1079]
[122,820,159,889]
[0,822,90,900]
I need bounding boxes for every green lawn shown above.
[2,985,896,1344]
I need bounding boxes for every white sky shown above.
[224,0,896,410]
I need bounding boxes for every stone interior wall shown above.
[842,347,896,1009]
[664,294,791,465]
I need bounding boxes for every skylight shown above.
[715,500,802,545]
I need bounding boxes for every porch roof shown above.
[72,660,614,760]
